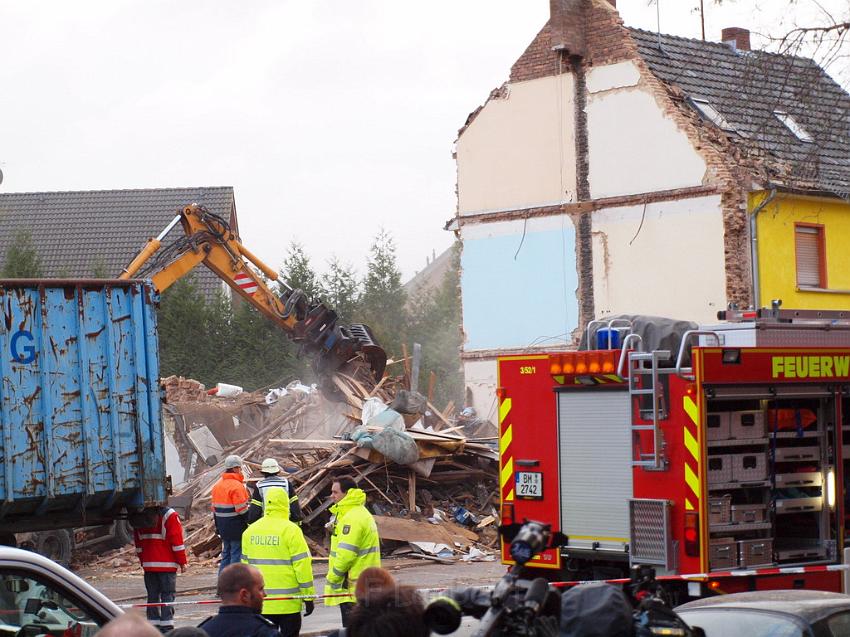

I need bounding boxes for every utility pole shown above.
[700,0,706,41]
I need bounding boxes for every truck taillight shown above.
[502,502,515,526]
[684,511,700,557]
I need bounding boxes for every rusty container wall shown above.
[0,280,166,532]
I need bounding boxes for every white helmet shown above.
[260,458,281,474]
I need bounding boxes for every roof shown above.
[0,187,236,299]
[403,246,455,300]
[677,590,850,623]
[631,28,850,199]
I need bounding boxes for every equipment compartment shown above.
[774,446,820,462]
[707,454,733,484]
[775,472,823,488]
[731,503,767,524]
[709,495,732,525]
[738,538,773,567]
[709,538,737,570]
[731,452,768,482]
[730,410,766,440]
[707,413,731,441]
[775,496,822,513]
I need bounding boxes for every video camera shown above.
[423,520,703,637]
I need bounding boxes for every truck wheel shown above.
[0,532,15,547]
[111,520,134,548]
[36,530,73,566]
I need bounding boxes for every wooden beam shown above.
[408,470,416,512]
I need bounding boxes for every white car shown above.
[0,546,121,636]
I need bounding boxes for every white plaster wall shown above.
[463,358,499,424]
[587,78,707,199]
[457,74,576,215]
[591,195,726,322]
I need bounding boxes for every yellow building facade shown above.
[754,191,850,310]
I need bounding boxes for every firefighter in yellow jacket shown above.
[241,487,314,637]
[324,476,381,627]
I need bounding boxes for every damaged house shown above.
[450,0,850,421]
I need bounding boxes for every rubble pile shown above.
[165,357,500,565]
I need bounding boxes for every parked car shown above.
[0,546,121,636]
[676,590,850,637]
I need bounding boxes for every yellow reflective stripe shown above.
[500,425,513,456]
[499,398,512,425]
[685,463,700,498]
[685,498,695,511]
[506,489,514,501]
[683,395,698,425]
[500,457,514,490]
[684,427,699,462]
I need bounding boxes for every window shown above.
[774,110,814,142]
[0,570,103,635]
[690,98,736,132]
[795,223,827,289]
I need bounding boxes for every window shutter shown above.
[795,226,821,288]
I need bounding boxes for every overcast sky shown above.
[0,1,845,281]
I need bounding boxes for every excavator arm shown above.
[119,203,386,382]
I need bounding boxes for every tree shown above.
[280,242,320,301]
[406,243,464,408]
[157,277,219,383]
[357,229,408,358]
[1,229,42,277]
[320,257,360,321]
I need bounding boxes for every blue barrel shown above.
[0,280,167,532]
[596,328,621,350]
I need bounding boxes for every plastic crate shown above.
[707,454,732,484]
[731,503,767,524]
[732,452,768,482]
[730,410,765,439]
[710,538,737,570]
[738,538,773,567]
[707,413,731,441]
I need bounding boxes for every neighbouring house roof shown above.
[0,186,236,299]
[631,28,850,199]
[403,246,455,302]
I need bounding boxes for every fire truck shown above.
[498,307,850,597]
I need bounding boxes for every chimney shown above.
[549,0,586,56]
[721,27,751,51]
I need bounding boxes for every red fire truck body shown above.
[498,309,850,596]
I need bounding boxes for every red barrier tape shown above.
[550,563,850,588]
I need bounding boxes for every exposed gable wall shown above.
[586,61,709,198]
[457,74,577,216]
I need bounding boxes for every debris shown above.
[83,356,498,571]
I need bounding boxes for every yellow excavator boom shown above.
[119,204,386,381]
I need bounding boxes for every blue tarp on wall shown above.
[461,222,578,350]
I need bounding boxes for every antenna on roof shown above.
[656,0,662,48]
[699,0,706,40]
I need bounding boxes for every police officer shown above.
[198,563,279,637]
[324,476,381,628]
[242,486,315,637]
[246,458,304,525]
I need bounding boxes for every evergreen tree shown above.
[157,277,218,383]
[320,257,360,321]
[1,230,43,277]
[406,243,463,408]
[280,242,320,301]
[357,229,407,358]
